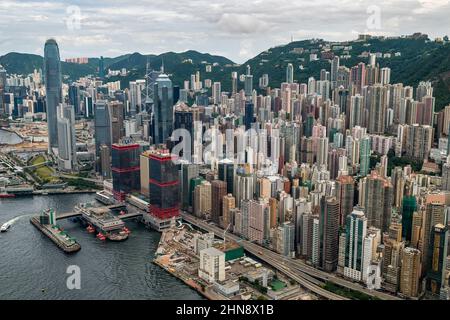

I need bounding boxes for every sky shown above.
[0,0,449,63]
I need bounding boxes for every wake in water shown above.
[2,214,34,227]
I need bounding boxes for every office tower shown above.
[426,224,449,296]
[244,65,253,97]
[181,163,199,210]
[56,104,77,171]
[111,143,141,201]
[211,180,227,225]
[174,103,200,152]
[368,84,388,134]
[360,171,393,232]
[402,195,417,242]
[359,136,371,177]
[129,80,144,115]
[343,208,367,281]
[218,159,234,194]
[411,210,423,249]
[248,199,270,245]
[222,194,235,229]
[336,175,355,226]
[153,73,174,144]
[147,149,180,229]
[278,221,295,257]
[68,84,80,115]
[44,39,62,152]
[99,144,111,179]
[140,152,150,197]
[98,56,104,78]
[94,100,112,154]
[330,56,340,89]
[109,101,125,143]
[198,247,225,283]
[244,101,254,130]
[286,63,294,84]
[234,167,254,207]
[321,197,340,272]
[400,247,422,298]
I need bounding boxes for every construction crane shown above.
[223,223,231,250]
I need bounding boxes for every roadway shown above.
[181,212,401,301]
[180,213,347,300]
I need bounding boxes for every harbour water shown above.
[0,128,23,145]
[0,194,203,300]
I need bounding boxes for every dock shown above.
[30,216,81,253]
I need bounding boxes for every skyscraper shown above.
[147,149,180,230]
[153,73,174,144]
[211,180,227,225]
[286,63,294,84]
[399,247,421,298]
[336,175,355,226]
[359,136,371,177]
[44,39,62,152]
[111,143,141,201]
[321,197,340,272]
[56,104,77,171]
[426,224,449,297]
[244,65,253,98]
[343,208,367,281]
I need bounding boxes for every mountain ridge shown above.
[1,34,450,110]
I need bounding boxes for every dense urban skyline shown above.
[0,0,450,62]
[1,0,450,304]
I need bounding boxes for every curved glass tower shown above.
[44,39,62,152]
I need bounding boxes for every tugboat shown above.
[122,226,131,235]
[96,232,106,241]
[86,225,95,234]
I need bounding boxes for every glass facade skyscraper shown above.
[44,39,62,152]
[153,73,173,144]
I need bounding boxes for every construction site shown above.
[153,223,316,300]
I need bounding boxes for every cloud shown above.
[217,13,270,35]
[0,0,449,63]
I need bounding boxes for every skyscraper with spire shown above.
[44,39,62,153]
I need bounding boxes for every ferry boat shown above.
[95,190,115,205]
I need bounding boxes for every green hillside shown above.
[1,34,449,109]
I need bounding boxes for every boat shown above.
[0,193,15,198]
[1,222,11,232]
[96,232,106,241]
[86,225,95,233]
